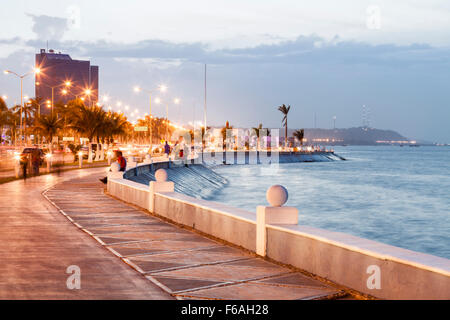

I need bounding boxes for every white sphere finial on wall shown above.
[266,185,288,207]
[110,162,120,172]
[155,169,168,182]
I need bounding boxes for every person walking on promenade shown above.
[20,155,29,180]
[164,141,170,158]
[99,150,127,184]
[31,149,40,176]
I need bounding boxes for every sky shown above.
[0,0,449,142]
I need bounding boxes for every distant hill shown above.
[210,124,412,145]
[288,127,410,145]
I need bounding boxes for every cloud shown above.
[27,14,69,41]
[1,20,449,141]
[10,34,448,69]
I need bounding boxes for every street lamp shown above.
[3,67,40,145]
[60,83,93,105]
[133,84,167,155]
[36,80,72,115]
[155,96,180,142]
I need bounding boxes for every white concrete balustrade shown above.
[106,165,450,300]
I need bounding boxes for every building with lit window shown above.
[35,49,98,113]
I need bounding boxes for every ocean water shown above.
[209,146,450,259]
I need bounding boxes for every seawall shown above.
[199,150,344,166]
[125,162,228,199]
[106,152,450,299]
[124,151,342,199]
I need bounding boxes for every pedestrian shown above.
[117,150,127,171]
[21,155,28,180]
[99,150,127,184]
[31,149,40,176]
[164,141,170,157]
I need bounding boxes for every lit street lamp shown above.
[155,96,180,142]
[133,84,167,154]
[36,80,72,115]
[59,83,93,105]
[3,67,40,145]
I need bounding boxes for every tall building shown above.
[35,49,99,113]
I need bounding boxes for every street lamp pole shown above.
[20,76,23,144]
[134,84,167,155]
[155,97,179,143]
[149,94,153,154]
[3,68,40,146]
[166,102,169,141]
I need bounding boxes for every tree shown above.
[251,123,272,150]
[293,129,305,146]
[28,97,43,118]
[0,98,8,143]
[68,103,104,142]
[5,106,20,144]
[277,104,291,149]
[104,111,128,144]
[221,121,233,150]
[34,114,63,149]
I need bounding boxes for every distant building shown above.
[35,49,98,113]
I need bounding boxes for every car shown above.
[76,145,97,160]
[20,147,45,165]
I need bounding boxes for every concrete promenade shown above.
[1,168,353,300]
[0,168,172,299]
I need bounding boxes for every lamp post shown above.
[3,68,40,146]
[37,81,88,114]
[133,84,167,155]
[60,83,92,106]
[155,97,180,142]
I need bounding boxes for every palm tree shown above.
[221,121,233,150]
[293,129,305,147]
[68,104,103,142]
[251,123,272,150]
[28,97,43,118]
[277,104,291,149]
[7,106,21,145]
[0,98,8,143]
[34,114,63,150]
[11,99,39,143]
[104,111,128,144]
[251,123,263,150]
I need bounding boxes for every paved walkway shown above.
[0,168,172,299]
[42,172,352,300]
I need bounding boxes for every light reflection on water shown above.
[209,146,450,259]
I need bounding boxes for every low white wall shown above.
[106,177,450,299]
[154,192,256,251]
[108,178,149,210]
[266,225,450,300]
